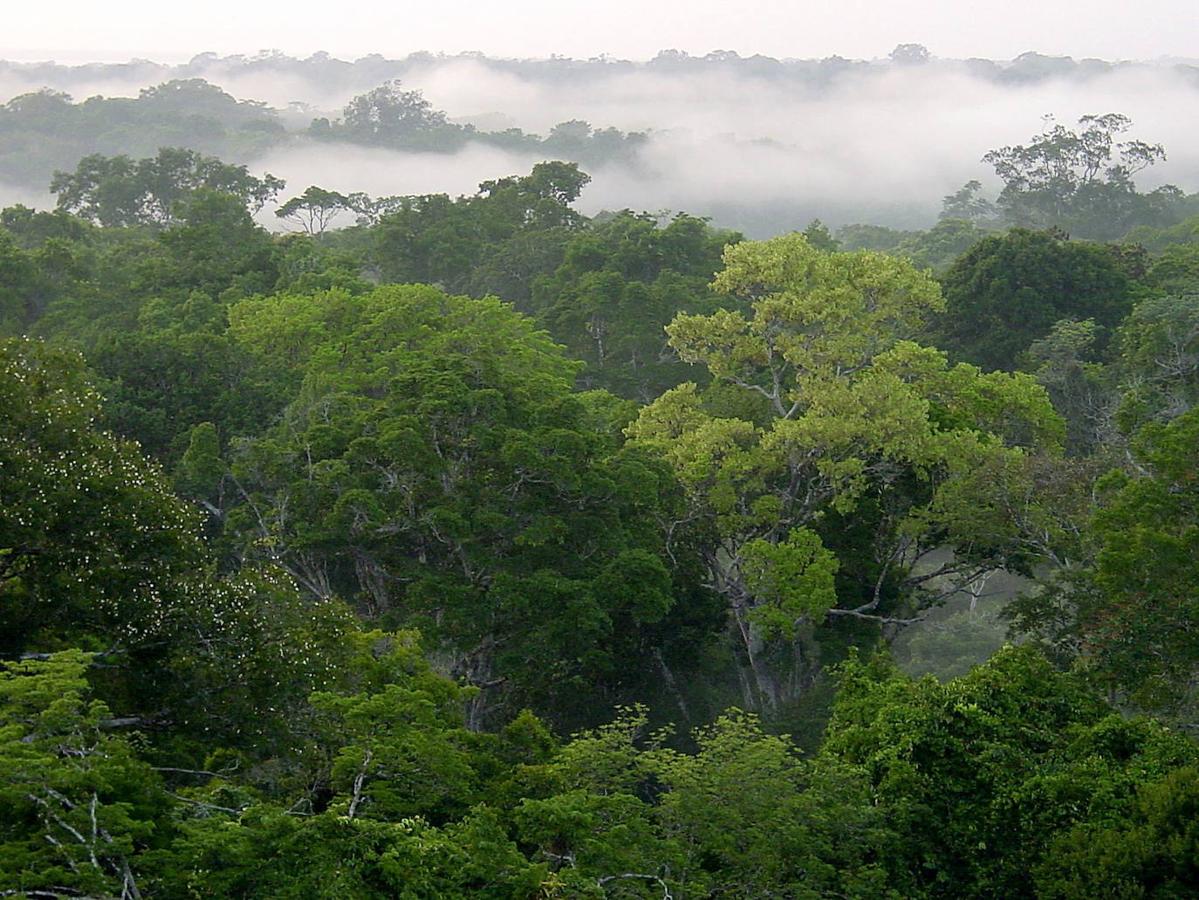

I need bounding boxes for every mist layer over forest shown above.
[3,48,1199,232]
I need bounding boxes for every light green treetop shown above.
[629,234,1064,710]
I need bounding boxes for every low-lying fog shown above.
[4,54,1198,232]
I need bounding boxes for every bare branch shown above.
[347,749,372,820]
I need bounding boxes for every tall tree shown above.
[322,80,460,150]
[369,163,591,297]
[629,233,1063,711]
[531,211,740,399]
[221,285,711,727]
[50,148,284,228]
[979,114,1185,239]
[1009,407,1199,720]
[274,185,354,236]
[0,338,204,654]
[935,228,1136,371]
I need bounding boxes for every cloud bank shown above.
[6,55,1199,233]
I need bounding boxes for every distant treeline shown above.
[5,46,1199,95]
[0,78,648,189]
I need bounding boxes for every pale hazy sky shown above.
[3,0,1197,63]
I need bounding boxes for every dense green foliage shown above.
[5,642,1195,898]
[935,228,1138,370]
[2,118,1198,896]
[363,161,590,300]
[529,211,740,399]
[0,339,203,653]
[216,284,713,726]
